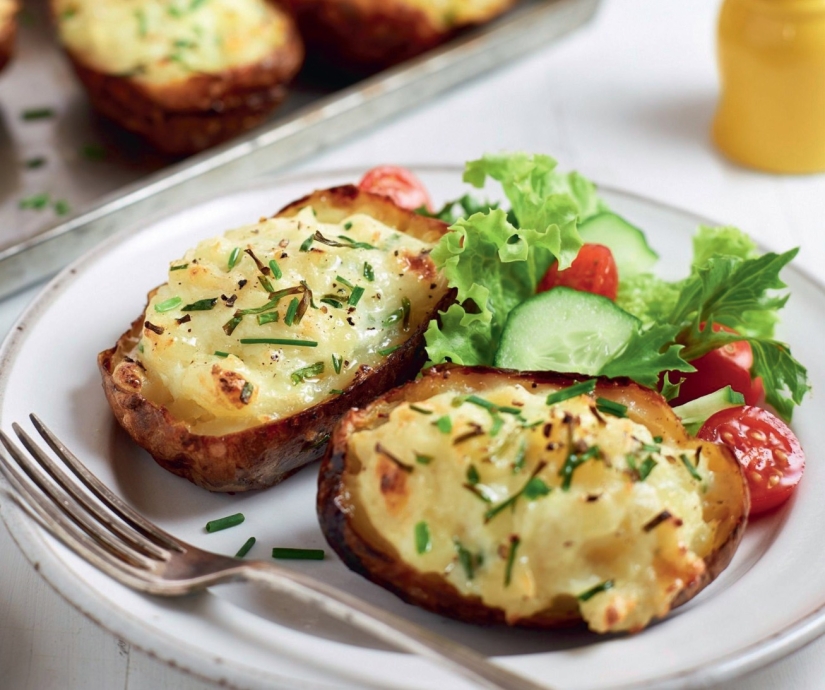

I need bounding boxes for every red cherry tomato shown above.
[670,323,764,407]
[358,166,432,212]
[698,406,804,516]
[538,244,619,300]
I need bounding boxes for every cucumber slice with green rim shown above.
[671,386,745,435]
[494,287,640,374]
[578,212,658,277]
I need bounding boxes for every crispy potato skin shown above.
[99,187,453,492]
[284,0,518,72]
[60,15,304,155]
[318,365,750,629]
[0,3,16,74]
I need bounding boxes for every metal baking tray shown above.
[0,0,600,300]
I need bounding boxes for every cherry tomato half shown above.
[538,244,619,300]
[358,166,432,212]
[670,323,764,407]
[698,406,804,516]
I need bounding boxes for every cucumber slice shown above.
[578,212,658,277]
[494,287,640,374]
[671,386,745,435]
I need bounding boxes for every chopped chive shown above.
[205,513,244,533]
[329,389,344,395]
[19,192,49,210]
[272,548,325,560]
[241,338,318,347]
[336,275,354,289]
[653,435,664,443]
[235,537,256,558]
[415,454,433,465]
[596,398,627,418]
[223,313,243,335]
[578,580,614,602]
[680,453,702,481]
[54,199,70,216]
[320,297,344,309]
[465,395,496,411]
[546,379,597,406]
[182,297,218,311]
[489,414,504,436]
[485,461,549,522]
[363,262,375,281]
[80,143,107,161]
[259,275,274,293]
[24,156,46,169]
[638,456,657,480]
[170,263,188,271]
[348,286,365,306]
[299,235,314,252]
[338,235,375,249]
[154,296,182,313]
[466,465,480,485]
[331,353,343,374]
[228,247,241,270]
[378,344,402,356]
[409,404,433,415]
[523,477,551,500]
[559,445,601,491]
[284,297,299,326]
[433,416,452,434]
[269,259,282,279]
[414,521,431,554]
[512,440,527,474]
[343,221,353,230]
[257,312,279,325]
[240,382,254,404]
[455,540,477,580]
[22,107,55,121]
[214,351,230,358]
[638,442,661,453]
[291,361,324,384]
[504,536,520,587]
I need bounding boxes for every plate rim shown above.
[1,166,824,690]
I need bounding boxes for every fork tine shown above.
[0,448,156,588]
[30,415,182,552]
[0,431,156,570]
[11,423,168,562]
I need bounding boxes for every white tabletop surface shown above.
[2,0,825,688]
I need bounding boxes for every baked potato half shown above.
[99,186,452,492]
[319,366,749,633]
[284,0,518,72]
[51,0,303,154]
[0,0,17,74]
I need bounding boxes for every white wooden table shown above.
[2,1,824,687]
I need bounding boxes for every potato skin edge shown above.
[284,0,518,72]
[59,13,304,154]
[317,365,750,630]
[0,5,17,74]
[98,186,453,492]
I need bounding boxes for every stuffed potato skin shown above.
[318,366,749,632]
[52,0,304,154]
[284,0,518,72]
[0,0,17,74]
[99,186,452,492]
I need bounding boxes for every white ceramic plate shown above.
[1,168,824,690]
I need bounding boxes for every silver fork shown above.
[0,415,549,690]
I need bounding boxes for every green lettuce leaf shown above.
[616,273,683,324]
[692,225,759,268]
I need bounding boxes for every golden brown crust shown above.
[99,186,453,492]
[284,0,518,73]
[0,3,17,74]
[318,365,750,630]
[62,20,304,155]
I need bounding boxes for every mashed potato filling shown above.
[136,206,443,434]
[350,385,716,633]
[54,0,290,85]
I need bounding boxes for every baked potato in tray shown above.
[284,0,519,73]
[0,0,16,74]
[319,366,749,634]
[51,0,304,154]
[99,186,452,492]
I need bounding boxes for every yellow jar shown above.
[714,0,825,173]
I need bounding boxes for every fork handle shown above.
[242,561,548,690]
